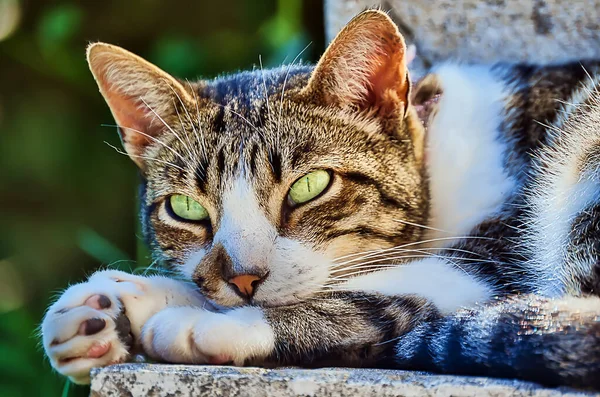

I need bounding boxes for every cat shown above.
[41,10,600,388]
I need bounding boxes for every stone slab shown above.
[90,364,599,396]
[325,0,600,76]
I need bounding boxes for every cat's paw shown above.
[140,306,275,366]
[41,270,150,384]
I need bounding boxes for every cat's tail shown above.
[394,294,600,389]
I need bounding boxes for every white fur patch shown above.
[525,76,600,296]
[424,64,515,246]
[42,270,207,384]
[192,175,332,307]
[340,257,492,314]
[257,237,331,306]
[180,249,206,280]
[530,175,599,296]
[214,176,276,274]
[141,305,275,365]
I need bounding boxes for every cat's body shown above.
[426,61,600,299]
[41,11,600,389]
[393,61,600,386]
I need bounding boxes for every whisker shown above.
[259,54,273,131]
[277,42,312,154]
[329,264,406,279]
[100,124,185,162]
[331,240,448,268]
[409,246,488,258]
[139,97,195,162]
[185,80,209,160]
[393,218,451,234]
[168,84,202,161]
[328,266,406,281]
[330,255,436,278]
[330,236,498,265]
[135,259,180,276]
[104,141,185,171]
[330,245,492,270]
[259,53,278,164]
[172,97,199,160]
[330,252,419,273]
[170,95,208,184]
[215,103,267,142]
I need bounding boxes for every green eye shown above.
[288,170,331,206]
[169,195,209,221]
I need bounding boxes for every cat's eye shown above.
[288,170,331,206]
[168,194,209,221]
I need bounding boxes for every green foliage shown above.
[0,0,322,395]
[38,4,83,52]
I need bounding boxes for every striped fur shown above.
[395,295,600,389]
[400,60,600,389]
[41,10,600,389]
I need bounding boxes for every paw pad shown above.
[80,318,106,336]
[84,294,112,310]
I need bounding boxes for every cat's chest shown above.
[423,64,517,246]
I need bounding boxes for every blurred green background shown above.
[0,0,323,395]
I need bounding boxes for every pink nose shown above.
[228,274,263,298]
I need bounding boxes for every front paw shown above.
[41,270,149,384]
[140,306,275,366]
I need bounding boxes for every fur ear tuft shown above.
[87,42,194,169]
[303,10,410,118]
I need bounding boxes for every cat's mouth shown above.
[206,292,307,309]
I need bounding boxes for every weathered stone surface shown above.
[90,364,598,396]
[325,0,600,76]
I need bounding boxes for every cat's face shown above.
[88,10,428,307]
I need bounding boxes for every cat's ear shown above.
[87,42,195,169]
[302,10,410,118]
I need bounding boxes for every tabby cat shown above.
[41,10,600,388]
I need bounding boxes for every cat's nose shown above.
[228,274,265,298]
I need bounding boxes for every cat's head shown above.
[87,10,429,307]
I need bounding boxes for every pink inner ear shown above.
[358,29,409,115]
[87,43,196,169]
[364,46,408,116]
[301,12,412,117]
[103,89,155,154]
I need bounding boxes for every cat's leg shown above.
[337,257,492,314]
[139,291,439,367]
[41,270,207,384]
[138,290,600,388]
[135,260,600,388]
[139,256,490,366]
